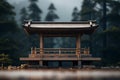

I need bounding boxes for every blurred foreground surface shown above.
[0,69,120,80]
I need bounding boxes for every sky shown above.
[8,0,83,21]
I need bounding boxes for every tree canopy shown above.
[0,0,19,66]
[72,7,79,21]
[45,3,59,21]
[28,0,42,21]
[79,0,120,66]
[20,7,28,23]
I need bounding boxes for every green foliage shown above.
[107,0,120,27]
[80,0,97,20]
[27,0,43,48]
[0,0,20,66]
[0,38,18,53]
[79,0,120,66]
[20,7,28,23]
[105,26,120,32]
[29,0,38,2]
[44,3,59,48]
[48,3,56,10]
[62,37,76,48]
[0,0,17,34]
[72,7,79,21]
[0,21,18,35]
[0,0,15,20]
[101,27,120,65]
[45,3,59,21]
[0,53,12,66]
[28,0,42,21]
[0,0,18,38]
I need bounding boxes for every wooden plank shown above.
[20,58,40,61]
[81,58,101,61]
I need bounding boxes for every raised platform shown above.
[20,48,101,61]
[20,53,101,61]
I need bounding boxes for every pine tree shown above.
[28,0,42,21]
[28,0,42,47]
[44,3,59,48]
[0,0,15,21]
[44,3,59,66]
[107,0,120,27]
[0,0,17,34]
[45,3,59,21]
[72,7,79,21]
[0,0,18,44]
[0,53,11,68]
[0,0,19,65]
[20,7,28,23]
[63,7,79,48]
[80,0,120,65]
[79,0,96,52]
[80,0,97,20]
[93,0,120,28]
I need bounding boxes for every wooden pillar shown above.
[76,34,81,57]
[40,34,43,67]
[40,34,43,55]
[76,34,82,68]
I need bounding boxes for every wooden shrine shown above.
[20,20,101,68]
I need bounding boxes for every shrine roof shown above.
[23,20,98,35]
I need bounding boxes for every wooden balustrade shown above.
[29,48,90,58]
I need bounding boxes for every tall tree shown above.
[45,3,59,21]
[107,0,120,27]
[0,0,19,65]
[62,7,80,48]
[44,3,59,48]
[93,0,120,28]
[79,0,96,54]
[0,53,11,68]
[45,3,59,67]
[101,27,120,65]
[0,0,17,34]
[20,7,28,24]
[80,0,97,20]
[28,0,42,21]
[28,0,42,47]
[80,0,120,65]
[72,7,79,21]
[0,0,15,21]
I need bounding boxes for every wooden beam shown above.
[20,57,101,61]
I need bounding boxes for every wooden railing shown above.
[35,48,90,54]
[38,48,77,54]
[29,48,90,58]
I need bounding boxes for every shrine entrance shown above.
[43,37,77,67]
